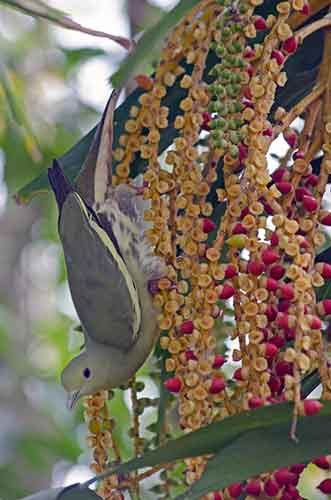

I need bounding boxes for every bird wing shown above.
[59,191,141,351]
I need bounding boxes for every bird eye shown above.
[83,367,91,379]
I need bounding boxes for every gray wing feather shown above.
[60,193,136,351]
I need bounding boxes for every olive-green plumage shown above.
[48,161,163,408]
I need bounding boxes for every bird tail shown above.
[48,159,73,211]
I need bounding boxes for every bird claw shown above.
[148,278,161,295]
[148,277,176,295]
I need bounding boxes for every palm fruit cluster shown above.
[88,0,331,497]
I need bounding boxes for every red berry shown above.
[202,218,216,233]
[278,300,290,313]
[269,375,282,393]
[270,232,279,246]
[246,64,254,77]
[233,368,244,381]
[179,320,194,334]
[265,342,279,359]
[290,463,305,474]
[254,16,267,30]
[271,49,285,65]
[238,143,248,162]
[232,223,247,234]
[303,399,323,416]
[209,377,225,394]
[165,377,181,393]
[225,264,238,279]
[316,262,331,279]
[299,238,309,249]
[285,484,300,497]
[213,493,223,500]
[244,46,256,59]
[285,328,296,341]
[313,456,330,469]
[240,207,250,219]
[302,195,318,212]
[318,479,331,494]
[265,478,280,497]
[202,111,212,131]
[245,480,261,496]
[248,260,265,276]
[270,264,285,280]
[243,86,252,99]
[274,468,296,486]
[276,181,292,194]
[249,396,263,409]
[185,350,197,361]
[284,129,297,148]
[295,187,310,202]
[219,284,235,300]
[263,126,274,137]
[262,248,280,265]
[319,211,331,226]
[266,277,279,291]
[276,361,293,376]
[261,199,274,215]
[305,174,318,187]
[310,316,322,329]
[271,167,286,182]
[228,483,242,498]
[317,299,331,316]
[280,284,295,301]
[266,305,277,322]
[213,354,225,369]
[283,36,298,54]
[301,2,311,15]
[276,313,295,329]
[270,335,285,348]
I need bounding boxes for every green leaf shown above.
[179,413,331,499]
[61,47,106,72]
[317,279,331,301]
[15,126,97,202]
[18,487,63,500]
[18,485,100,500]
[58,485,101,500]
[83,402,331,491]
[111,0,202,89]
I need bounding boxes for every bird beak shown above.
[67,390,81,410]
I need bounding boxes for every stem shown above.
[104,397,122,463]
[274,83,326,137]
[129,378,142,499]
[282,99,322,211]
[296,15,331,43]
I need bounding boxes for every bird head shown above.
[61,350,110,408]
